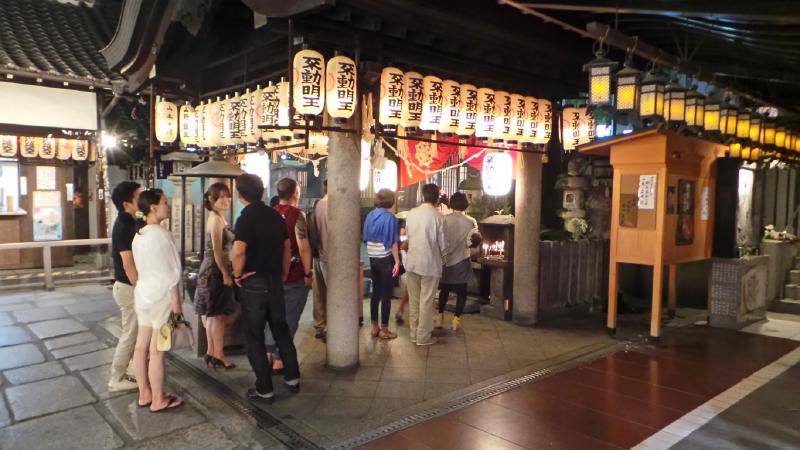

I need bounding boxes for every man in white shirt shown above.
[404,183,447,346]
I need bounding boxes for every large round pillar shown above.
[512,150,543,325]
[325,117,361,369]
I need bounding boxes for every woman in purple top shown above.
[362,189,400,339]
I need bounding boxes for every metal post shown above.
[43,245,54,291]
[180,178,187,268]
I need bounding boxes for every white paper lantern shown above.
[208,98,223,147]
[562,107,595,151]
[242,151,271,187]
[401,71,424,129]
[277,80,293,141]
[0,135,18,157]
[420,75,443,132]
[260,83,280,143]
[293,49,325,116]
[523,96,539,143]
[360,139,371,191]
[438,80,460,134]
[179,103,197,146]
[534,99,553,144]
[457,84,478,137]
[511,94,526,143]
[482,152,513,196]
[231,92,245,145]
[56,139,72,160]
[39,137,55,159]
[71,140,88,161]
[20,136,37,158]
[326,55,357,120]
[241,89,259,144]
[220,95,234,146]
[379,67,404,126]
[493,91,512,141]
[373,159,398,192]
[475,87,496,139]
[155,96,178,143]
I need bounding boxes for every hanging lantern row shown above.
[582,48,800,163]
[378,67,552,146]
[155,50,358,149]
[0,135,90,160]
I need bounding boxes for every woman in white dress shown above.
[131,189,184,412]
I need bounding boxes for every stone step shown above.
[769,298,800,315]
[784,284,798,299]
[790,270,800,285]
[794,256,800,269]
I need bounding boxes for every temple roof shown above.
[0,0,122,88]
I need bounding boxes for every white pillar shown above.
[325,117,361,369]
[512,151,543,325]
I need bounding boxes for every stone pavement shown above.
[0,285,286,450]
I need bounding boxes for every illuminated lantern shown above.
[475,88,495,139]
[208,97,223,147]
[638,71,665,119]
[664,81,686,124]
[523,96,539,143]
[750,147,762,161]
[72,140,88,161]
[220,95,234,146]
[292,48,325,116]
[277,80,293,141]
[762,120,776,145]
[749,114,762,143]
[155,96,178,143]
[562,107,594,151]
[360,139,371,191]
[684,88,704,129]
[720,104,738,137]
[230,92,244,145]
[325,55,357,121]
[534,99,553,144]
[615,65,640,112]
[373,159,397,192]
[20,136,38,158]
[704,103,721,133]
[776,126,787,148]
[456,83,478,137]
[583,51,616,107]
[379,67,404,126]
[736,111,751,140]
[241,89,259,144]
[0,135,18,157]
[401,71,423,130]
[493,91,512,141]
[56,139,72,160]
[740,145,751,160]
[241,151,271,187]
[40,137,55,159]
[511,94,527,143]
[419,75,443,132]
[179,102,197,146]
[481,152,513,196]
[438,80,461,134]
[728,142,742,158]
[794,131,800,152]
[261,83,280,143]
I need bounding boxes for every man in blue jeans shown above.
[231,174,300,399]
[265,178,312,373]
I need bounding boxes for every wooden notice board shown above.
[580,129,724,341]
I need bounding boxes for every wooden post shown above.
[668,263,677,318]
[607,260,618,334]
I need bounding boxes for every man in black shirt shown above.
[231,173,300,399]
[108,181,140,392]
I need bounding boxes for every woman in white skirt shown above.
[131,189,184,412]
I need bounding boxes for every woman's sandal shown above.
[150,394,184,413]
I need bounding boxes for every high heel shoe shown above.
[213,357,236,370]
[204,354,214,368]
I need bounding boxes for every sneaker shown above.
[246,388,274,400]
[108,378,138,392]
[451,316,461,331]
[285,381,301,394]
[434,313,444,328]
[416,337,438,346]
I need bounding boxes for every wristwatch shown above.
[304,271,313,278]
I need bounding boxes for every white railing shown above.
[0,238,112,290]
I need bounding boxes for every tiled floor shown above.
[361,326,800,449]
[175,298,615,445]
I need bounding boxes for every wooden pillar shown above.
[607,168,621,335]
[512,150,542,325]
[668,263,677,318]
[325,115,361,370]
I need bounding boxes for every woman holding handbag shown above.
[131,189,184,412]
[194,182,237,370]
